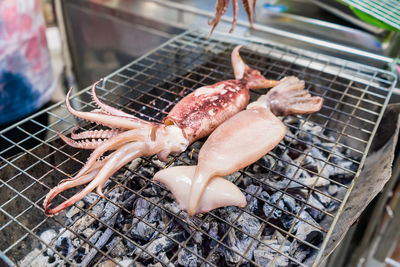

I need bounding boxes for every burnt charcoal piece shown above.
[264,192,284,220]
[328,184,338,195]
[290,211,323,262]
[40,229,57,257]
[55,232,73,257]
[207,221,220,248]
[101,200,120,222]
[305,194,326,221]
[142,184,163,197]
[263,192,299,229]
[131,220,156,242]
[257,153,283,172]
[253,235,291,267]
[224,171,241,183]
[136,231,185,261]
[219,208,261,265]
[245,185,269,213]
[106,237,126,257]
[81,215,117,266]
[178,244,200,267]
[131,198,162,242]
[165,201,205,244]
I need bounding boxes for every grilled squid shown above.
[43,46,278,215]
[154,77,323,216]
[208,0,256,37]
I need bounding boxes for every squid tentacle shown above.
[229,0,238,33]
[91,79,138,119]
[65,87,151,130]
[43,169,100,216]
[208,0,257,37]
[70,126,123,140]
[242,0,254,28]
[44,142,147,215]
[72,128,149,179]
[208,0,229,38]
[58,132,106,149]
[57,157,107,185]
[94,142,146,197]
[208,0,229,26]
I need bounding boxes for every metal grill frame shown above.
[342,0,400,30]
[0,29,397,267]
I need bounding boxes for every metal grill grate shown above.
[0,30,396,266]
[342,0,400,30]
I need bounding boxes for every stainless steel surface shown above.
[63,0,399,91]
[62,0,184,89]
[342,0,400,31]
[0,29,396,266]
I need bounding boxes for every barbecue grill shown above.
[0,29,396,266]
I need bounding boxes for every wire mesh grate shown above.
[0,29,396,266]
[342,0,400,30]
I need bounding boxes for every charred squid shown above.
[43,46,278,215]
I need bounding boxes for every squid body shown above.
[154,77,323,216]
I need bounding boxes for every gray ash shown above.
[28,117,359,266]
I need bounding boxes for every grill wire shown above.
[0,30,396,266]
[341,0,400,31]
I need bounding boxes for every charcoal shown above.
[40,229,57,257]
[178,244,200,267]
[131,198,162,241]
[81,215,117,266]
[148,263,163,267]
[207,221,220,248]
[220,209,261,265]
[98,258,134,267]
[66,200,85,222]
[165,201,204,243]
[254,236,290,267]
[224,171,241,183]
[25,117,361,266]
[263,192,299,229]
[142,184,162,197]
[205,252,224,267]
[151,159,168,169]
[55,230,74,257]
[106,237,126,257]
[245,185,268,213]
[306,195,326,221]
[131,220,157,242]
[134,198,152,218]
[83,192,102,206]
[290,211,323,262]
[263,192,284,219]
[126,158,143,173]
[137,231,183,261]
[257,153,280,171]
[313,191,334,208]
[124,239,136,256]
[302,121,324,138]
[328,184,338,195]
[88,230,102,247]
[101,200,120,223]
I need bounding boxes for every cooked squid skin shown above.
[43,46,278,216]
[154,77,323,216]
